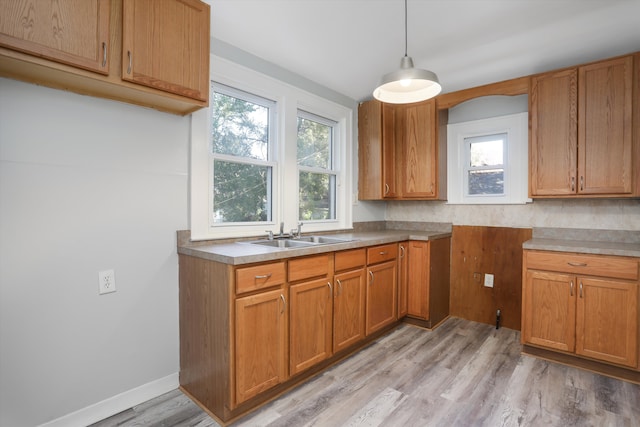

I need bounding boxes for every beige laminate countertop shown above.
[178,230,451,265]
[523,238,640,258]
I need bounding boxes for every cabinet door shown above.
[407,241,430,319]
[399,100,437,198]
[366,260,397,335]
[334,268,366,352]
[122,0,209,101]
[0,0,110,74]
[397,242,408,318]
[290,278,333,375]
[381,102,399,198]
[358,100,383,200]
[578,56,633,195]
[235,289,287,404]
[576,277,638,368]
[522,270,576,352]
[529,68,578,196]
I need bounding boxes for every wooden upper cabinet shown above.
[0,0,110,74]
[579,56,633,195]
[122,0,209,101]
[530,54,638,197]
[529,68,578,196]
[399,100,437,198]
[358,99,445,200]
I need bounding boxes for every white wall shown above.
[0,78,189,426]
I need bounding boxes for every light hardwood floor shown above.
[91,317,640,427]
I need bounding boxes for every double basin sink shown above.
[245,235,351,249]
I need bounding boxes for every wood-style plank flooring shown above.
[91,317,640,427]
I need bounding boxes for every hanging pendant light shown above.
[373,0,441,104]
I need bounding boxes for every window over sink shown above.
[190,55,353,240]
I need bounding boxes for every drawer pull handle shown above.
[327,281,332,296]
[127,50,132,74]
[255,273,272,280]
[379,251,388,255]
[336,279,343,296]
[280,294,286,313]
[570,281,574,296]
[567,262,587,267]
[102,42,107,67]
[369,270,374,285]
[399,245,405,259]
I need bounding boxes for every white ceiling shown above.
[207,0,640,103]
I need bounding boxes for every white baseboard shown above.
[38,373,179,427]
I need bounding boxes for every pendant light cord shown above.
[404,0,408,57]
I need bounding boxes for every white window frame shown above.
[190,55,353,240]
[211,83,277,225]
[297,109,338,223]
[447,112,530,204]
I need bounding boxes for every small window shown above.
[211,83,276,223]
[297,110,337,221]
[447,112,529,204]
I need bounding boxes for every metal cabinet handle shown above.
[127,50,132,74]
[384,183,390,195]
[102,42,107,67]
[567,262,587,267]
[579,282,583,298]
[369,270,374,285]
[570,281,574,296]
[327,281,332,296]
[571,176,575,192]
[336,279,343,296]
[379,251,388,255]
[399,245,405,259]
[580,176,584,191]
[280,294,286,313]
[255,273,272,280]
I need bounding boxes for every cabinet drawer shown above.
[236,262,286,294]
[335,249,366,272]
[289,254,330,282]
[367,243,398,265]
[525,250,639,281]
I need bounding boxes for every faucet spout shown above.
[279,222,284,238]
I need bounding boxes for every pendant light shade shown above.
[373,0,441,104]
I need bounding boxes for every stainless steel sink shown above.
[245,235,351,248]
[297,235,351,244]
[248,239,315,248]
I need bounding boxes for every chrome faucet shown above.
[265,230,274,240]
[279,222,285,238]
[291,221,303,239]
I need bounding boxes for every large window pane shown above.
[212,91,269,161]
[297,115,331,169]
[213,160,271,223]
[299,172,335,220]
[468,169,504,195]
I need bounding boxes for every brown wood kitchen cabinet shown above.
[333,248,367,352]
[365,243,398,335]
[522,250,639,370]
[529,54,640,197]
[0,0,210,115]
[288,254,333,376]
[358,99,447,200]
[406,238,451,328]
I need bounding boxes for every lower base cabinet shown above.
[522,250,639,370]
[405,237,451,328]
[235,288,288,404]
[333,249,366,352]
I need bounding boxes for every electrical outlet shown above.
[99,269,116,294]
[484,273,494,288]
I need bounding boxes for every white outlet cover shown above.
[99,269,116,294]
[484,273,494,288]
